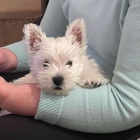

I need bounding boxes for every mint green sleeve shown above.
[4,41,29,72]
[4,0,68,72]
[35,0,140,133]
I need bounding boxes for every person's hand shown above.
[0,76,41,116]
[0,76,15,105]
[0,48,18,72]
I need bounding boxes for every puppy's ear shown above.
[65,18,87,48]
[23,23,46,54]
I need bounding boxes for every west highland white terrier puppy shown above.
[13,18,109,95]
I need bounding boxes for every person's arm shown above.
[2,0,140,134]
[35,0,140,133]
[3,0,68,72]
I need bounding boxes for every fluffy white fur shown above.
[13,18,109,95]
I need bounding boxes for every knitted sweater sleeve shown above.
[35,0,140,133]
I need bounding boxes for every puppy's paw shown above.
[78,77,109,88]
[78,79,101,88]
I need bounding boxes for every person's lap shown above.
[0,114,140,140]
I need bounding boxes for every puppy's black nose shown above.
[52,76,63,86]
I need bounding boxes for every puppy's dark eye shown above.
[66,61,72,67]
[43,61,49,68]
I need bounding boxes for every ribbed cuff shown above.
[35,90,64,124]
[4,41,29,72]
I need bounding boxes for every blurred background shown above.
[0,0,48,47]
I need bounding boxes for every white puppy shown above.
[13,18,109,95]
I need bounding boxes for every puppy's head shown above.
[23,18,87,95]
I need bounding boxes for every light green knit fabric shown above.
[5,0,140,133]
